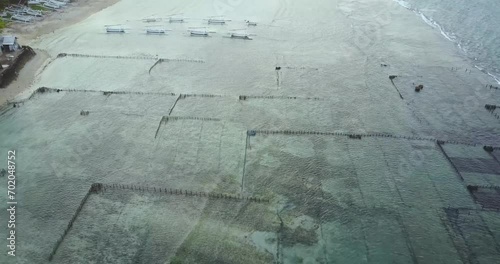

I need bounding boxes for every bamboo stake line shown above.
[57,53,205,63]
[48,184,97,261]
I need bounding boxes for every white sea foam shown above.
[393,0,499,84]
[393,0,412,9]
[487,72,500,84]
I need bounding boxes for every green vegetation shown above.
[0,0,10,10]
[29,5,47,11]
[0,18,8,31]
[0,0,48,11]
[170,256,183,264]
[0,0,27,10]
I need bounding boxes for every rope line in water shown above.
[57,53,205,63]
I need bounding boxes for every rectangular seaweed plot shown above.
[469,187,500,210]
[148,54,277,96]
[244,134,458,209]
[442,145,500,186]
[152,118,246,192]
[244,134,368,206]
[171,96,345,132]
[321,208,415,264]
[398,208,463,264]
[168,197,278,264]
[51,190,208,264]
[35,57,155,92]
[391,67,500,144]
[445,209,500,264]
[243,134,470,263]
[480,210,500,248]
[171,96,414,136]
[449,157,500,175]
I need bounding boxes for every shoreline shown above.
[4,0,121,45]
[393,0,500,85]
[0,48,50,106]
[0,0,120,106]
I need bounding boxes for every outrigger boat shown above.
[142,15,162,23]
[105,24,126,33]
[11,14,33,23]
[245,20,257,26]
[168,13,186,23]
[43,2,61,9]
[143,18,161,23]
[206,16,231,24]
[146,26,170,34]
[6,5,42,17]
[188,27,213,36]
[227,29,255,40]
[5,6,24,15]
[49,0,68,7]
[23,8,43,17]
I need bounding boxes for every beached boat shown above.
[168,14,185,23]
[106,25,126,33]
[147,28,166,34]
[169,17,185,23]
[143,16,162,23]
[146,27,169,34]
[188,27,210,36]
[206,16,230,24]
[5,6,24,15]
[23,8,43,17]
[43,2,61,9]
[245,20,257,26]
[230,33,252,40]
[227,30,254,40]
[49,0,68,7]
[11,14,33,23]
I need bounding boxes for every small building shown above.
[0,36,21,52]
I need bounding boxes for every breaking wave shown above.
[393,0,500,84]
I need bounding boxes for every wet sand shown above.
[0,0,120,106]
[4,0,121,44]
[0,49,49,106]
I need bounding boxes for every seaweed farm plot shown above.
[244,134,475,208]
[493,150,500,164]
[34,56,155,91]
[0,110,165,262]
[391,67,500,144]
[242,134,476,263]
[0,94,260,262]
[15,88,180,117]
[148,54,277,96]
[170,95,415,135]
[276,63,366,97]
[466,186,500,210]
[444,208,500,263]
[152,117,247,193]
[440,144,500,187]
[171,96,343,132]
[393,66,494,101]
[49,187,277,264]
[171,194,278,264]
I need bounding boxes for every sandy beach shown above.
[0,48,49,105]
[0,0,120,106]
